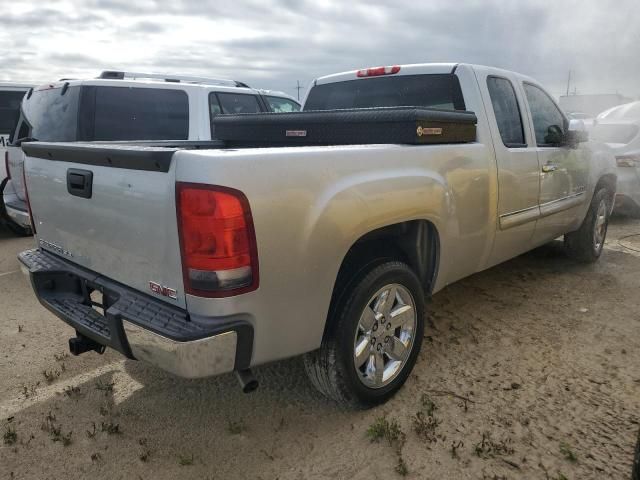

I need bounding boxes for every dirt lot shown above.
[1,218,639,480]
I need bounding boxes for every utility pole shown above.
[295,80,303,101]
[565,70,572,96]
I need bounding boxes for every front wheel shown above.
[304,261,425,408]
[565,188,611,263]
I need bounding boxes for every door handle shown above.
[67,168,93,199]
[542,164,557,173]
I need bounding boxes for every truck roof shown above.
[314,63,459,85]
[313,63,539,87]
[30,71,299,99]
[0,82,35,90]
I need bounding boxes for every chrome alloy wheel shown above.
[353,284,417,389]
[594,199,608,252]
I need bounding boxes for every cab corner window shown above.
[486,77,526,148]
[524,83,566,147]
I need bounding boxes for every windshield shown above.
[592,123,639,144]
[304,74,466,111]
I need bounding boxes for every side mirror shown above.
[565,119,589,145]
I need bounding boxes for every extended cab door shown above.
[474,68,541,265]
[521,82,589,244]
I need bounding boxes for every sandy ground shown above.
[1,217,640,480]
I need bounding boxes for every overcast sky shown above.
[1,0,638,100]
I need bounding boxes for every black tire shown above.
[564,188,611,263]
[304,260,425,408]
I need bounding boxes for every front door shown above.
[522,83,589,245]
[475,70,541,266]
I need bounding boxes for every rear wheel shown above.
[304,261,425,408]
[565,188,611,263]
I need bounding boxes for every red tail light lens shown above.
[176,182,258,297]
[5,151,10,180]
[356,65,401,78]
[22,164,36,234]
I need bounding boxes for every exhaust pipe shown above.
[69,334,106,356]
[235,369,258,393]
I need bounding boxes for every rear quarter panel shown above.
[175,141,495,365]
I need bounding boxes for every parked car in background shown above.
[0,82,33,233]
[19,63,616,407]
[566,111,594,130]
[3,71,299,235]
[592,101,640,216]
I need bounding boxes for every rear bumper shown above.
[18,248,253,378]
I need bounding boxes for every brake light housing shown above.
[356,65,401,78]
[176,182,259,297]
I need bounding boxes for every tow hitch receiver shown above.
[69,333,106,356]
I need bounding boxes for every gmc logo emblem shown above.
[149,281,177,300]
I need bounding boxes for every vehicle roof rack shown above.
[98,71,250,88]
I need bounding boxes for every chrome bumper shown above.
[19,248,253,379]
[123,321,237,378]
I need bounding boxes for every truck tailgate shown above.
[22,143,186,308]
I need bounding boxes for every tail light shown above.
[4,151,10,180]
[176,182,258,297]
[616,155,639,167]
[356,65,401,78]
[22,165,36,234]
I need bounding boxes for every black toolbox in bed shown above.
[212,107,477,147]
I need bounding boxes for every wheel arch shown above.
[321,219,440,341]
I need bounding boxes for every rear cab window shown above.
[486,76,526,148]
[303,74,466,111]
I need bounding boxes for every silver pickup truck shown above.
[18,63,616,408]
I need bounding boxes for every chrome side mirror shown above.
[566,119,589,144]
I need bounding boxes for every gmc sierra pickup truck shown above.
[18,63,616,408]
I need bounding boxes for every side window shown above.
[91,87,189,140]
[486,77,526,147]
[209,93,222,117]
[216,93,261,114]
[524,83,566,147]
[265,96,300,113]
